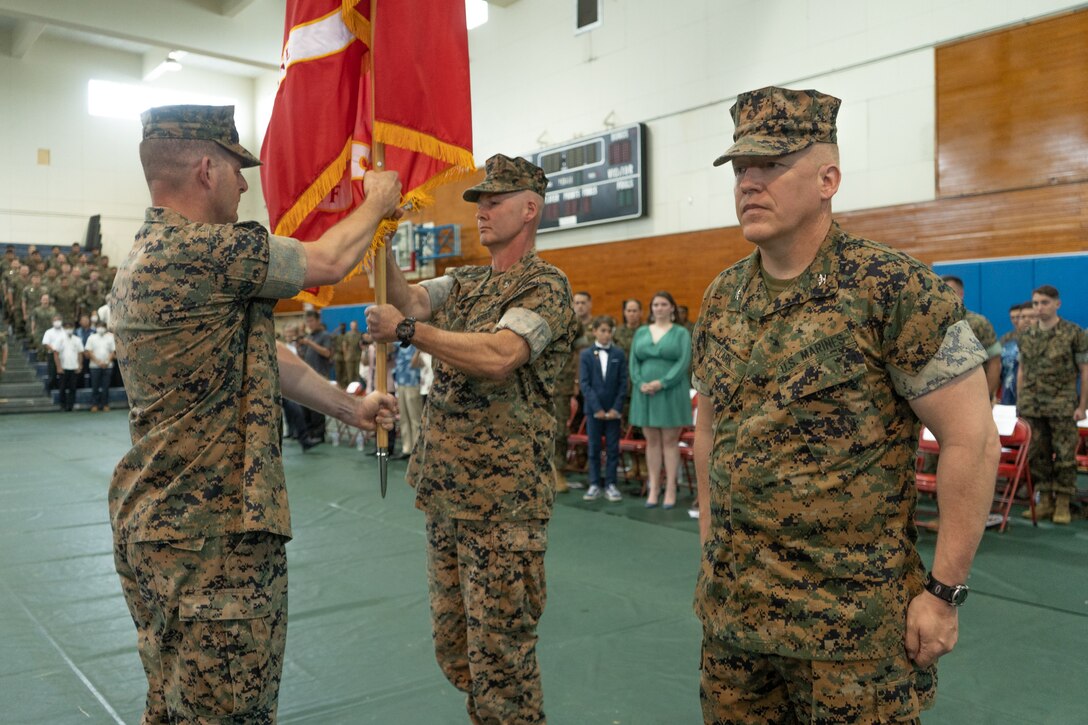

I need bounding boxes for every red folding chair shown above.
[561,395,590,471]
[619,424,647,486]
[1076,426,1088,473]
[992,417,1034,532]
[1077,426,1088,508]
[913,426,940,531]
[678,424,697,495]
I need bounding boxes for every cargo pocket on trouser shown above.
[469,521,549,724]
[484,522,548,634]
[175,587,276,718]
[809,656,926,724]
[873,675,923,723]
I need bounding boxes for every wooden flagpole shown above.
[371,0,391,490]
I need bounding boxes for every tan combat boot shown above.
[555,470,570,493]
[1024,493,1055,520]
[1052,494,1072,525]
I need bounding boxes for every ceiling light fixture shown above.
[144,50,186,81]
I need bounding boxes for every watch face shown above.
[396,318,415,347]
[950,586,969,606]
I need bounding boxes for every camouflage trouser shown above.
[1023,415,1078,496]
[344,354,361,387]
[425,513,548,725]
[699,632,935,724]
[113,532,288,724]
[333,358,347,388]
[553,394,571,469]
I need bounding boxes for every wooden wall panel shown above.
[837,182,1088,262]
[541,181,1088,322]
[936,9,1088,197]
[540,227,748,320]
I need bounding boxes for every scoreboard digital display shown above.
[528,122,646,233]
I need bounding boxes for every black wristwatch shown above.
[924,573,969,607]
[395,317,417,348]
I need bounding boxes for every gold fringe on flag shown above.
[373,121,477,170]
[286,155,475,308]
[341,0,371,45]
[273,139,353,238]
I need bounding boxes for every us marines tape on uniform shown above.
[694,86,997,724]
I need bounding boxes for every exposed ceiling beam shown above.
[10,19,43,58]
[0,0,283,68]
[141,46,178,80]
[220,0,258,17]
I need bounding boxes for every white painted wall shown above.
[469,0,1083,250]
[0,35,270,263]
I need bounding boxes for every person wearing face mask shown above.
[55,320,85,411]
[75,314,95,387]
[40,314,66,393]
[84,322,116,412]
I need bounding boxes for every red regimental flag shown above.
[261,0,474,306]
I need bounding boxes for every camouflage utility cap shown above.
[463,154,548,202]
[141,104,261,168]
[713,86,840,166]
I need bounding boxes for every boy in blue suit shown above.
[579,315,628,501]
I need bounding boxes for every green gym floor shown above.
[1,411,1085,724]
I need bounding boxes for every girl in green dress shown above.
[628,291,692,508]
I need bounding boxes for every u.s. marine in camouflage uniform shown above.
[1016,284,1088,524]
[109,104,400,724]
[329,324,346,387]
[51,276,80,328]
[341,320,364,387]
[552,298,594,491]
[692,87,999,724]
[20,273,45,335]
[367,154,578,725]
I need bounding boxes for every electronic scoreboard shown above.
[527,122,646,233]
